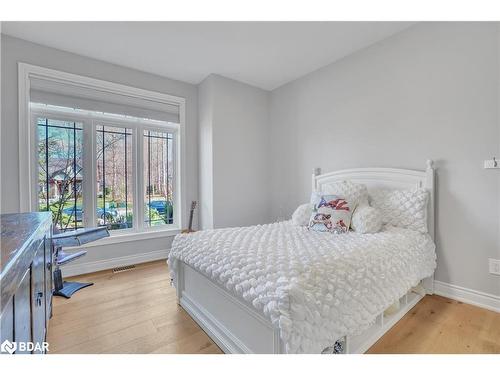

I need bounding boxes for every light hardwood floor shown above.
[47,260,500,354]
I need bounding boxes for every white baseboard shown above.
[61,248,170,277]
[434,280,500,313]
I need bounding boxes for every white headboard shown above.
[312,160,435,240]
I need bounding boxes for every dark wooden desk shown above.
[1,212,53,354]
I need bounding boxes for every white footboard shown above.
[176,262,284,353]
[175,260,433,354]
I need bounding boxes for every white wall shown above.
[0,23,2,215]
[498,24,500,265]
[269,22,500,297]
[1,35,199,271]
[198,74,270,228]
[198,76,215,229]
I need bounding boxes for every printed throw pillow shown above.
[351,205,383,234]
[308,193,354,234]
[369,188,429,233]
[292,203,313,226]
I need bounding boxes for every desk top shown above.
[1,212,52,274]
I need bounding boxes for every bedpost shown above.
[312,167,321,192]
[424,160,435,295]
[425,160,435,241]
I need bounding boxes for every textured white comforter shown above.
[168,221,436,353]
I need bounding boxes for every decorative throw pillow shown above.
[369,188,429,233]
[351,205,383,234]
[321,180,369,209]
[291,203,313,226]
[308,193,354,234]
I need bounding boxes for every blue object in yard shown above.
[148,200,173,220]
[62,207,83,221]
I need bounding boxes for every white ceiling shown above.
[2,22,414,90]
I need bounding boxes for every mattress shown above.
[168,221,436,353]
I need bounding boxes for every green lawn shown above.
[40,194,172,230]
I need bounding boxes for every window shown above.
[144,130,174,227]
[37,118,84,231]
[32,104,180,235]
[96,124,134,230]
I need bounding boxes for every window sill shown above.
[65,227,181,249]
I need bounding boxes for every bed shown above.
[168,161,437,354]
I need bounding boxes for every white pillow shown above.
[291,203,313,226]
[351,205,383,234]
[369,188,429,233]
[321,180,368,209]
[308,193,354,234]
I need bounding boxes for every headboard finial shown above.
[313,167,321,176]
[426,160,434,170]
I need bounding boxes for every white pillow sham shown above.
[350,205,383,234]
[369,188,429,233]
[321,180,368,208]
[291,203,313,226]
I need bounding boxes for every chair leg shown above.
[53,268,64,291]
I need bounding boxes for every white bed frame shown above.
[174,161,436,353]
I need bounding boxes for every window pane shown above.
[144,130,174,227]
[37,118,84,232]
[96,125,134,230]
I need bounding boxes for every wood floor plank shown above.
[49,293,180,338]
[102,315,204,354]
[58,320,159,354]
[47,260,499,354]
[48,304,187,352]
[54,286,170,316]
[368,295,500,353]
[150,330,217,354]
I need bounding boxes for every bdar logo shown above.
[1,339,16,354]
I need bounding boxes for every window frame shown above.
[93,119,136,233]
[31,112,89,231]
[20,63,186,244]
[140,124,179,231]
